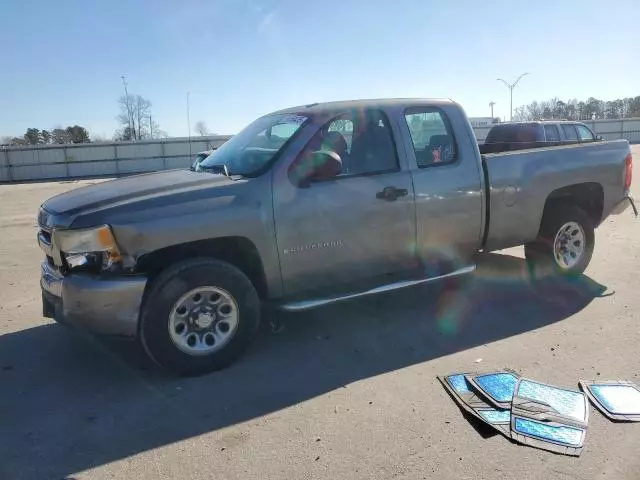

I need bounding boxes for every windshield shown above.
[199,114,308,176]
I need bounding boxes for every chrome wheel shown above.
[553,221,585,270]
[168,286,239,355]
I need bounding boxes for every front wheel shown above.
[139,258,260,376]
[524,204,595,277]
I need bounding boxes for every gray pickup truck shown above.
[38,99,636,375]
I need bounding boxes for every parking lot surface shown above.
[1,146,639,480]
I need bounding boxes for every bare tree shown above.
[528,101,545,120]
[516,95,640,123]
[91,134,109,143]
[194,120,210,136]
[9,137,27,146]
[117,94,157,140]
[513,106,529,121]
[52,128,72,144]
[135,96,151,139]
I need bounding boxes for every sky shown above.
[1,0,639,139]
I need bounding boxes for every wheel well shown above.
[542,182,604,227]
[136,237,269,299]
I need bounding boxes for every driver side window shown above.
[289,109,399,184]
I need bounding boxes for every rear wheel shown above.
[140,258,260,376]
[524,204,595,277]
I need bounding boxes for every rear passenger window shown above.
[404,108,456,167]
[562,124,579,141]
[544,125,560,142]
[576,125,595,142]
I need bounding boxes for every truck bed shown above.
[482,139,631,251]
[479,140,568,155]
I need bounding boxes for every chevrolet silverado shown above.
[37,98,636,375]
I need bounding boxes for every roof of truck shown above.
[269,98,457,116]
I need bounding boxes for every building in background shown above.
[468,117,499,127]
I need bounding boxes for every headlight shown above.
[54,225,122,271]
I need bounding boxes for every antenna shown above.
[121,75,134,140]
[187,92,192,158]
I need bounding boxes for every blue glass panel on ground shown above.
[447,374,471,394]
[514,418,583,447]
[478,409,511,424]
[517,380,586,422]
[474,373,518,402]
[590,384,640,415]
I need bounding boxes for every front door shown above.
[273,108,416,295]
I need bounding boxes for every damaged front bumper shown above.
[40,261,147,337]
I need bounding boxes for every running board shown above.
[278,264,476,312]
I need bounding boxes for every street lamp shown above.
[497,73,529,122]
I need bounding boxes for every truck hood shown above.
[42,169,237,223]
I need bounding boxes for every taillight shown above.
[624,152,633,190]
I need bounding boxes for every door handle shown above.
[376,186,408,201]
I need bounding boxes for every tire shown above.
[139,258,260,376]
[524,203,595,277]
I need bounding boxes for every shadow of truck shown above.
[0,252,607,480]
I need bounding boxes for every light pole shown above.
[497,73,529,122]
[489,101,496,119]
[121,75,134,139]
[186,92,192,157]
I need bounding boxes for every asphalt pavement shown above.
[1,145,638,480]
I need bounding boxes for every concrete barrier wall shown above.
[2,117,640,182]
[0,136,231,182]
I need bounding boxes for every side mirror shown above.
[595,134,603,141]
[290,150,342,187]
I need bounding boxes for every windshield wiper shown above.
[200,164,230,177]
[199,164,244,179]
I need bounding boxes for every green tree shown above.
[41,129,52,144]
[24,128,41,145]
[66,125,90,143]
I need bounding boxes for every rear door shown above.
[272,108,417,295]
[543,124,561,145]
[400,106,484,273]
[561,124,580,144]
